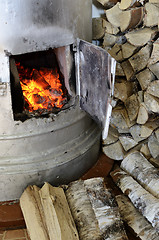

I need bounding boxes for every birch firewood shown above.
[148,39,159,66]
[136,68,155,90]
[115,62,125,76]
[149,62,159,79]
[136,102,149,125]
[92,18,105,40]
[114,79,133,102]
[84,178,128,240]
[116,195,159,240]
[144,92,159,113]
[97,0,119,8]
[105,3,122,27]
[103,19,120,35]
[120,7,144,32]
[125,94,139,122]
[121,151,159,198]
[121,42,138,59]
[65,180,101,240]
[121,60,134,81]
[147,80,159,98]
[110,168,159,232]
[119,0,142,10]
[144,3,159,27]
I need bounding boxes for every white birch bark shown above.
[121,151,159,198]
[116,195,159,240]
[84,178,128,240]
[65,180,101,240]
[110,168,159,232]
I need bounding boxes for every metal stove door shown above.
[75,39,116,140]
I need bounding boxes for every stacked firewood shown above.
[93,0,159,164]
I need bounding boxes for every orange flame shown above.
[16,62,67,112]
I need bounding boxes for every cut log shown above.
[65,180,101,240]
[105,3,122,27]
[119,135,138,151]
[102,129,119,145]
[140,120,159,138]
[136,68,156,90]
[103,140,125,160]
[130,124,147,142]
[149,62,159,79]
[121,151,159,198]
[103,19,119,35]
[119,0,142,10]
[103,33,118,48]
[20,186,49,240]
[114,79,133,102]
[121,42,138,59]
[144,3,159,27]
[110,168,159,232]
[107,43,124,62]
[121,60,134,81]
[147,80,159,98]
[129,44,152,72]
[144,92,159,113]
[125,94,139,122]
[148,39,159,66]
[92,18,105,40]
[136,102,149,124]
[120,7,144,32]
[115,62,125,76]
[137,90,144,103]
[97,0,120,8]
[148,133,159,159]
[39,183,79,240]
[110,106,134,133]
[84,178,128,240]
[140,143,151,159]
[125,28,156,47]
[116,195,159,240]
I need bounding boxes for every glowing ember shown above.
[16,62,67,112]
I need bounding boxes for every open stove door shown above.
[75,39,116,140]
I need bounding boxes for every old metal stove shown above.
[0,0,115,201]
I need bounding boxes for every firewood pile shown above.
[93,0,159,164]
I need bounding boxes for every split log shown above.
[116,195,159,240]
[103,140,125,160]
[105,3,122,27]
[149,62,159,79]
[148,133,159,159]
[119,135,138,151]
[115,62,125,76]
[65,180,101,240]
[110,106,134,133]
[140,143,151,159]
[125,28,156,47]
[120,7,144,32]
[114,79,133,102]
[121,60,134,81]
[121,151,159,198]
[84,178,128,240]
[39,183,79,240]
[147,80,159,98]
[110,168,159,232]
[130,124,147,143]
[20,185,49,240]
[102,129,119,145]
[97,0,119,8]
[121,42,138,59]
[125,94,139,122]
[136,102,149,124]
[107,44,123,62]
[140,120,159,138]
[148,39,159,66]
[136,68,156,90]
[144,3,159,27]
[129,44,152,73]
[103,33,118,48]
[119,0,142,10]
[92,18,105,40]
[144,92,159,113]
[137,90,144,103]
[103,19,119,35]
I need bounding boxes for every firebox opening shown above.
[10,48,75,121]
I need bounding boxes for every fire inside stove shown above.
[10,49,70,120]
[16,62,67,112]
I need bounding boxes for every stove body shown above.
[0,0,103,201]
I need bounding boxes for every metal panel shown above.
[76,39,116,139]
[0,0,92,55]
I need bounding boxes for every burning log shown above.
[121,151,159,198]
[110,168,159,232]
[116,195,159,240]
